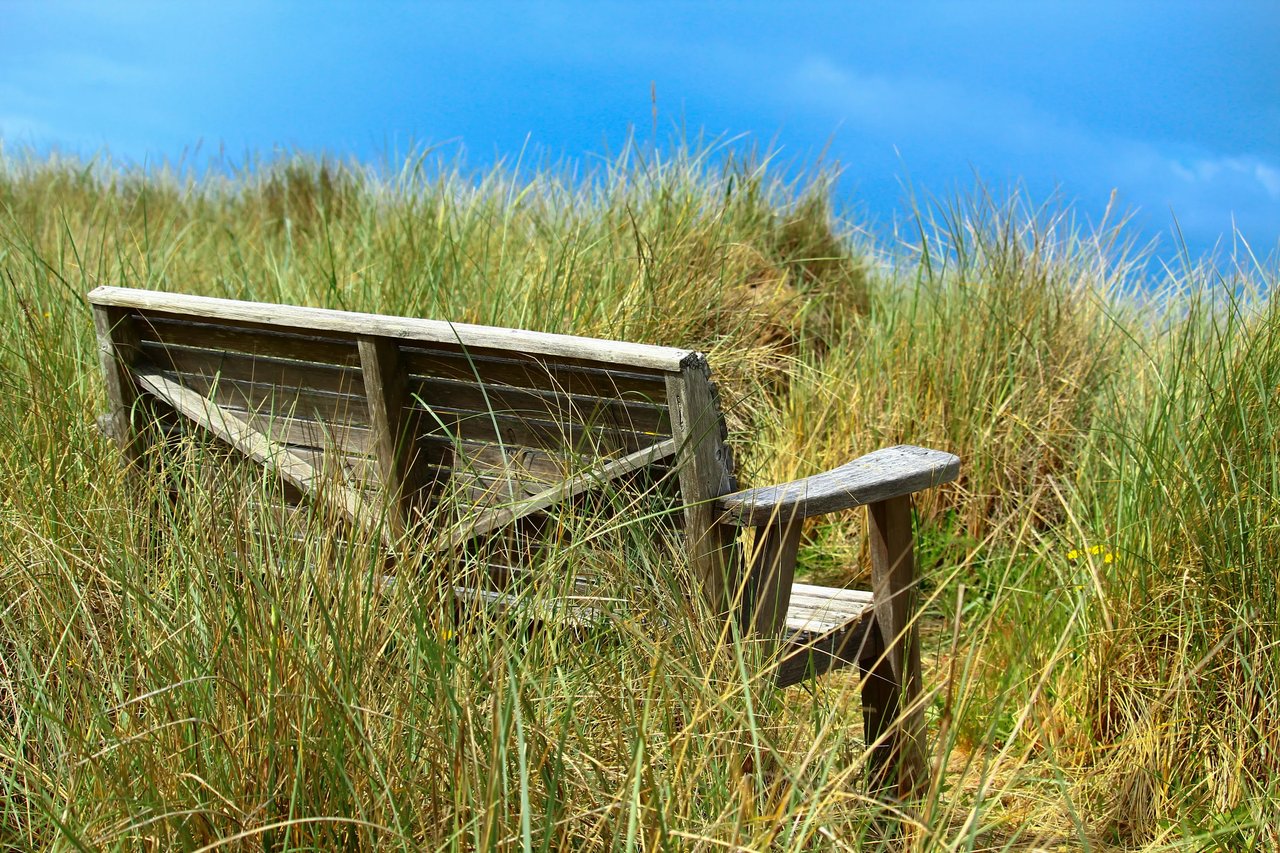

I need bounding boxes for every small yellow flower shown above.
[1067,544,1115,563]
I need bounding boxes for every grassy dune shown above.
[1,148,1277,850]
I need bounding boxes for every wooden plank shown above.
[417,440,674,485]
[666,360,739,616]
[360,336,428,537]
[775,610,876,687]
[864,494,925,799]
[133,368,390,545]
[446,472,548,507]
[426,455,677,512]
[443,443,573,509]
[139,339,362,395]
[134,315,360,367]
[403,346,670,402]
[409,440,570,502]
[89,286,696,372]
[444,438,678,549]
[783,589,874,635]
[93,305,148,465]
[718,445,960,527]
[408,374,670,437]
[156,369,371,425]
[411,404,650,456]
[457,442,577,483]
[287,447,379,486]
[237,410,374,455]
[790,582,877,606]
[745,518,801,637]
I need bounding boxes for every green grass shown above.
[1,145,1277,850]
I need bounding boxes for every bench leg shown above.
[863,495,926,800]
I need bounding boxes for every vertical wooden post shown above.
[665,359,739,618]
[92,304,147,466]
[358,335,423,541]
[746,516,801,638]
[862,494,925,799]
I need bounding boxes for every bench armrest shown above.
[717,445,960,526]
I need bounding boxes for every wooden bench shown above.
[89,285,959,797]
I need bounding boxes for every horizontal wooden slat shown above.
[91,286,696,372]
[236,410,375,455]
[458,442,577,483]
[412,407,650,456]
[139,340,363,396]
[402,345,670,402]
[288,448,380,486]
[441,472,551,509]
[133,315,360,367]
[156,369,371,426]
[408,374,669,437]
[790,582,876,606]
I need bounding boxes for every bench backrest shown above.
[89,287,742,609]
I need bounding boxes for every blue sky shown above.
[2,1,1277,264]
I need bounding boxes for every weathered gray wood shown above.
[412,403,652,456]
[790,581,878,606]
[718,445,959,527]
[134,368,389,544]
[445,438,677,548]
[156,369,371,425]
[775,608,877,687]
[858,626,895,777]
[402,346,670,402]
[236,410,375,455]
[865,494,925,799]
[408,374,670,437]
[665,361,739,616]
[359,336,427,537]
[287,447,379,484]
[746,518,801,637]
[135,315,361,367]
[93,305,147,465]
[142,324,672,419]
[456,442,578,484]
[140,340,363,395]
[90,286,695,372]
[784,585,875,634]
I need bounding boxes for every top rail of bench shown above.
[88,286,699,373]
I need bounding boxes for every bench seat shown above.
[438,577,875,686]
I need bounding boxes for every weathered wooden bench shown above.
[89,285,959,797]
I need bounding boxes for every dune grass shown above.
[0,145,1277,850]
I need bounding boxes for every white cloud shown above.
[1252,162,1280,199]
[783,55,1280,252]
[1170,155,1280,200]
[788,56,1034,139]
